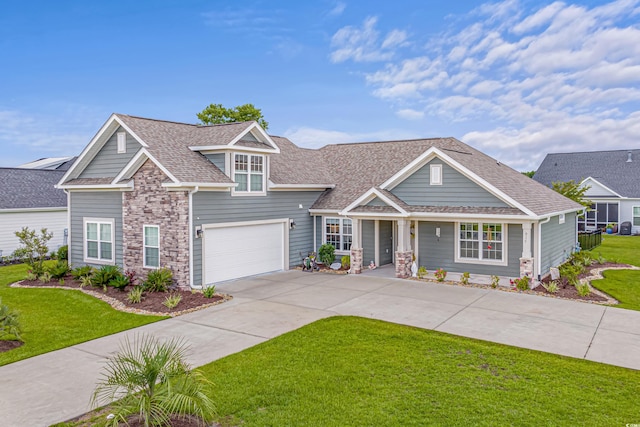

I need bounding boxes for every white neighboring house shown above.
[0,167,70,258]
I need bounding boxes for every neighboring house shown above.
[58,114,582,288]
[19,156,77,171]
[534,150,640,234]
[0,168,68,257]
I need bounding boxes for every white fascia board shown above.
[228,122,280,153]
[580,177,624,198]
[308,209,341,215]
[58,114,120,185]
[268,183,335,190]
[409,212,532,222]
[192,146,278,155]
[384,147,537,217]
[57,183,134,191]
[162,182,235,190]
[113,115,148,148]
[112,149,149,184]
[340,187,408,216]
[346,212,410,218]
[0,207,67,214]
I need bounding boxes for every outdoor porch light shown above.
[290,219,296,230]
[195,225,203,238]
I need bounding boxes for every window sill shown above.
[231,191,267,197]
[454,257,508,267]
[84,257,115,266]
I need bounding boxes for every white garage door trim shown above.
[202,218,289,285]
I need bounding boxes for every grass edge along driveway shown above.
[0,262,166,366]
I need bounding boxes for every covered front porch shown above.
[349,216,535,281]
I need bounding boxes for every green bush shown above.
[127,287,143,304]
[341,255,351,270]
[39,271,52,283]
[559,263,582,286]
[163,293,182,310]
[0,298,22,342]
[202,285,216,298]
[417,266,428,279]
[109,275,130,291]
[318,244,336,265]
[491,275,500,288]
[12,227,52,276]
[542,280,559,293]
[56,245,68,261]
[93,265,122,288]
[434,268,447,282]
[48,260,70,279]
[576,283,591,296]
[460,272,470,285]
[144,267,173,292]
[71,265,94,280]
[511,276,530,291]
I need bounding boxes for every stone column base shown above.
[395,251,413,278]
[519,257,533,278]
[350,248,363,274]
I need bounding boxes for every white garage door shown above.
[203,219,287,284]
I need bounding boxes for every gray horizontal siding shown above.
[540,212,577,274]
[192,191,322,286]
[79,127,140,178]
[417,221,521,277]
[367,197,387,207]
[204,153,226,174]
[69,191,123,268]
[392,159,508,207]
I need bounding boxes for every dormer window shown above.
[233,153,265,194]
[117,132,126,154]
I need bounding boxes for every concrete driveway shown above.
[1,270,639,426]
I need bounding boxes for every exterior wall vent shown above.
[627,151,633,163]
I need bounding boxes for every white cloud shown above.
[329,0,640,169]
[330,16,408,63]
[329,1,346,16]
[396,109,424,120]
[283,126,421,148]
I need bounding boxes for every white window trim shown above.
[454,222,508,267]
[323,217,353,255]
[143,225,160,269]
[430,164,442,185]
[117,132,126,154]
[231,153,266,196]
[83,217,115,265]
[633,206,640,227]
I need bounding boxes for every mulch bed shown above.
[12,275,231,317]
[0,340,23,352]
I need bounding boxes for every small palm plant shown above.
[92,335,215,427]
[0,298,22,342]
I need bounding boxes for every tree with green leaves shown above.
[197,103,269,130]
[551,180,592,208]
[12,227,53,276]
[521,171,535,178]
[92,335,215,427]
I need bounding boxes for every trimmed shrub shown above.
[57,245,68,261]
[109,275,130,291]
[48,260,70,279]
[93,265,122,288]
[71,265,94,280]
[144,267,173,292]
[318,244,336,265]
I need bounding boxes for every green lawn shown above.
[588,234,640,266]
[0,262,166,366]
[586,235,640,311]
[196,317,639,427]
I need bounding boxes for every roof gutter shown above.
[536,216,552,280]
[188,186,200,290]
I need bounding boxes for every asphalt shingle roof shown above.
[533,150,640,198]
[0,168,67,209]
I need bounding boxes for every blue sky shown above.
[1,0,639,171]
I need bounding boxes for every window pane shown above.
[145,226,159,247]
[608,204,618,223]
[100,223,112,242]
[250,156,263,172]
[235,173,247,191]
[250,174,263,191]
[342,235,352,251]
[145,247,159,267]
[100,242,112,260]
[87,241,98,258]
[235,154,248,171]
[86,223,97,240]
[342,219,352,235]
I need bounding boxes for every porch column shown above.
[395,218,413,279]
[520,223,534,279]
[349,218,363,274]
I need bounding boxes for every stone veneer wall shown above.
[350,248,363,274]
[123,160,190,289]
[395,251,413,278]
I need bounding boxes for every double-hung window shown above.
[457,222,505,264]
[633,206,640,227]
[84,218,114,263]
[144,225,160,268]
[234,153,264,193]
[325,217,352,252]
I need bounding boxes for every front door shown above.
[379,220,393,265]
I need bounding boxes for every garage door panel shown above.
[203,221,285,284]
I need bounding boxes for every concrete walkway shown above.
[2,270,639,426]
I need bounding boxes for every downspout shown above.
[64,189,70,250]
[189,186,200,289]
[536,216,552,280]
